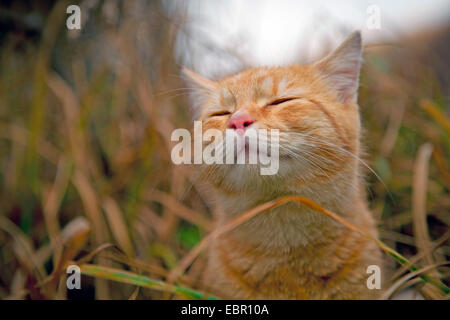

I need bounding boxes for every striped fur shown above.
[184,31,383,299]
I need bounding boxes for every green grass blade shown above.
[79,263,218,300]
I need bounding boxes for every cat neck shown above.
[214,166,363,249]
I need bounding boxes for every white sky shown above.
[171,0,450,77]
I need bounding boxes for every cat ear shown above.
[182,67,217,119]
[313,31,362,104]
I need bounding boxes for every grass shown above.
[0,2,448,299]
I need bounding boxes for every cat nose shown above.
[228,110,255,131]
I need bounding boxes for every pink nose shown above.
[228,110,255,130]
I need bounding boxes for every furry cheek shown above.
[202,117,229,133]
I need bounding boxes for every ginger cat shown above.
[183,31,382,299]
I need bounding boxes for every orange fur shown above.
[184,32,382,299]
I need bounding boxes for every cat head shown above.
[183,31,363,191]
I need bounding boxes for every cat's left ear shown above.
[313,31,362,104]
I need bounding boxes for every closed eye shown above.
[210,111,231,117]
[265,97,297,107]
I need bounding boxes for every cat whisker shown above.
[156,87,210,96]
[282,132,392,198]
[279,145,333,182]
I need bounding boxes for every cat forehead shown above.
[219,68,298,99]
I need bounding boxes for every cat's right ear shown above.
[182,67,217,119]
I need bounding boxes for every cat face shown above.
[184,32,363,189]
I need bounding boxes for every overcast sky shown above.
[171,0,450,77]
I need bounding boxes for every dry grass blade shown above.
[0,216,45,280]
[102,197,135,257]
[420,99,450,134]
[432,147,450,190]
[380,101,406,156]
[47,72,78,125]
[71,172,111,299]
[147,189,213,231]
[98,250,199,288]
[6,270,27,300]
[128,286,140,300]
[410,143,448,299]
[56,217,91,269]
[0,123,59,165]
[76,243,117,265]
[39,217,91,296]
[72,242,199,288]
[72,171,107,245]
[412,143,437,266]
[42,156,73,269]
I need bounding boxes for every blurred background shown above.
[0,0,448,299]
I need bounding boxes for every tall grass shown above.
[0,1,448,299]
